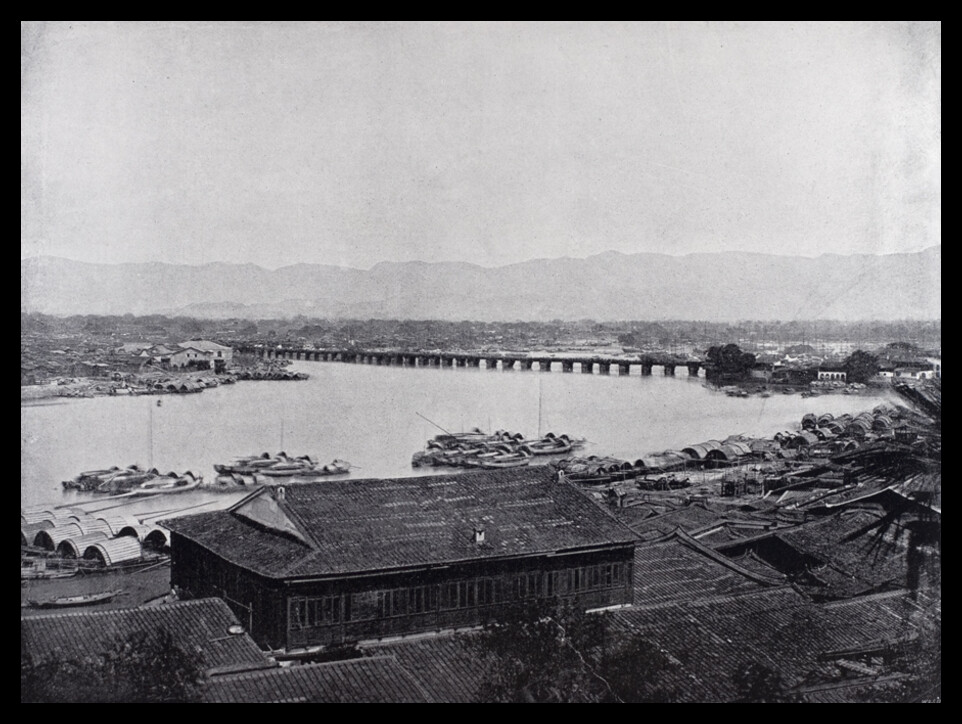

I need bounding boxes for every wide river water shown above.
[21,360,900,519]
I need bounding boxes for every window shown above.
[290,599,307,629]
[526,572,540,598]
[290,595,343,629]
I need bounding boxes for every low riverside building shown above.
[179,340,233,371]
[817,367,848,382]
[164,467,637,650]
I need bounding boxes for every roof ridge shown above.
[620,584,799,614]
[674,529,787,585]
[21,596,222,621]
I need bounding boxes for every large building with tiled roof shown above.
[165,466,638,650]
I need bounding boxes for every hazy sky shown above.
[21,21,941,269]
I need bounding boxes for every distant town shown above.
[21,313,941,394]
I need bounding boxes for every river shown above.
[20,360,899,517]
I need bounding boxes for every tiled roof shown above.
[179,340,231,351]
[775,510,911,597]
[356,588,936,702]
[364,633,486,703]
[626,503,725,541]
[165,467,637,578]
[21,598,271,674]
[609,587,934,702]
[202,655,430,703]
[797,676,911,703]
[631,536,783,606]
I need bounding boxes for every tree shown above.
[705,344,756,378]
[599,633,679,702]
[21,627,206,703]
[465,601,611,702]
[464,601,679,703]
[731,661,800,703]
[843,350,880,383]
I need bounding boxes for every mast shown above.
[537,378,543,438]
[148,403,154,469]
[416,411,453,435]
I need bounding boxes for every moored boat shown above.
[129,471,202,496]
[28,589,122,609]
[210,454,353,485]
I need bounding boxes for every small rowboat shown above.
[28,589,122,609]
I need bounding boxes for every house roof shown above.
[180,340,231,352]
[164,467,637,579]
[353,586,939,702]
[631,534,784,606]
[626,502,724,542]
[364,634,486,703]
[21,598,272,674]
[202,655,431,703]
[610,587,936,702]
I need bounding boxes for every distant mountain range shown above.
[20,247,941,321]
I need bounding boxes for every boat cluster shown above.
[211,452,352,487]
[61,466,202,495]
[554,456,692,489]
[411,429,585,470]
[555,403,916,491]
[233,369,309,381]
[21,505,170,579]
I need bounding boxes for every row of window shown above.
[288,563,626,630]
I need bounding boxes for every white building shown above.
[178,340,233,371]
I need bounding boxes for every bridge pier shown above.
[442,357,454,367]
[456,357,467,367]
[581,362,593,374]
[641,363,653,376]
[686,362,701,377]
[503,359,516,371]
[598,362,611,375]
[467,357,481,368]
[663,364,676,376]
[618,363,631,376]
[562,361,574,373]
[538,360,552,372]
[521,359,533,371]
[486,358,500,370]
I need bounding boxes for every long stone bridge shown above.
[235,344,703,377]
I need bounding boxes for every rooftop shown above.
[164,467,637,579]
[179,340,232,352]
[631,533,785,606]
[202,655,431,703]
[21,598,271,675]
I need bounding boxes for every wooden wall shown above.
[172,534,634,650]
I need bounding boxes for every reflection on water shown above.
[21,360,898,516]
